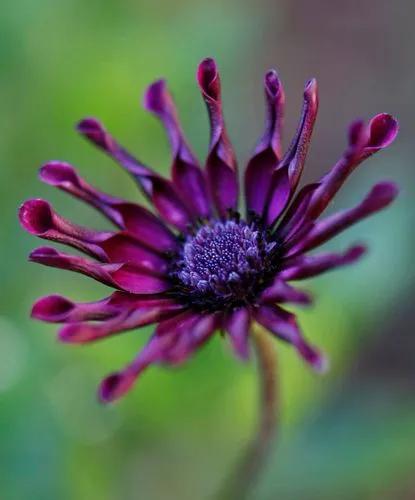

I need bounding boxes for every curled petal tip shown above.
[264,70,281,97]
[31,295,74,321]
[29,246,59,262]
[368,113,398,149]
[77,117,113,150]
[197,57,219,96]
[98,372,133,403]
[39,161,78,186]
[369,181,399,206]
[19,199,53,235]
[143,79,167,113]
[347,244,367,260]
[77,117,103,133]
[304,78,318,104]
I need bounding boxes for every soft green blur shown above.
[1,1,414,499]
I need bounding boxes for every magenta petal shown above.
[244,70,285,215]
[19,199,110,260]
[264,167,291,226]
[98,333,178,402]
[254,304,326,371]
[160,313,218,365]
[284,78,318,190]
[306,115,398,220]
[32,295,74,322]
[29,246,121,286]
[31,294,119,323]
[288,181,398,257]
[264,79,318,224]
[280,244,367,281]
[149,177,192,231]
[260,279,312,305]
[99,232,168,272]
[115,204,178,251]
[77,117,154,187]
[77,118,192,230]
[109,265,170,294]
[39,162,179,251]
[225,308,251,360]
[144,80,210,217]
[197,58,239,216]
[276,183,320,240]
[59,304,182,344]
[29,246,170,293]
[264,80,318,224]
[364,113,399,156]
[39,161,126,228]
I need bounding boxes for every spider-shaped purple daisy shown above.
[19,58,398,403]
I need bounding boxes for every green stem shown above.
[216,327,279,499]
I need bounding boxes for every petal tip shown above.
[197,57,219,96]
[368,113,399,149]
[31,295,74,322]
[370,181,399,207]
[76,117,113,150]
[98,372,131,404]
[143,79,167,113]
[19,199,53,235]
[304,78,318,105]
[29,246,59,262]
[264,70,281,97]
[39,161,78,187]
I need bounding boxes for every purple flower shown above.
[19,58,398,403]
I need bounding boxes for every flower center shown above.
[169,218,278,311]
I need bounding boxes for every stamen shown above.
[169,215,279,311]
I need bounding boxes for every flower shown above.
[19,58,398,403]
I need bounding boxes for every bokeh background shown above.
[1,0,414,499]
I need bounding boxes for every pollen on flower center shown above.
[169,218,278,310]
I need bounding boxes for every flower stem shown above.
[216,327,279,499]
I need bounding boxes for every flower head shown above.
[19,58,398,403]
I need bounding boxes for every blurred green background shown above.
[1,0,414,499]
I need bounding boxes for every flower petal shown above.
[224,308,251,360]
[254,304,326,371]
[39,161,126,227]
[19,199,110,260]
[39,162,179,250]
[77,118,192,230]
[98,332,178,403]
[306,114,398,220]
[276,183,320,240]
[260,279,312,305]
[98,311,201,402]
[77,117,154,194]
[29,246,171,294]
[244,70,285,215]
[59,302,182,344]
[31,294,119,323]
[159,313,218,365]
[280,244,367,281]
[288,181,398,257]
[98,232,169,272]
[264,78,318,225]
[114,203,178,251]
[144,80,210,217]
[197,58,238,216]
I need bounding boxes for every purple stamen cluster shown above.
[19,57,398,403]
[170,217,277,310]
